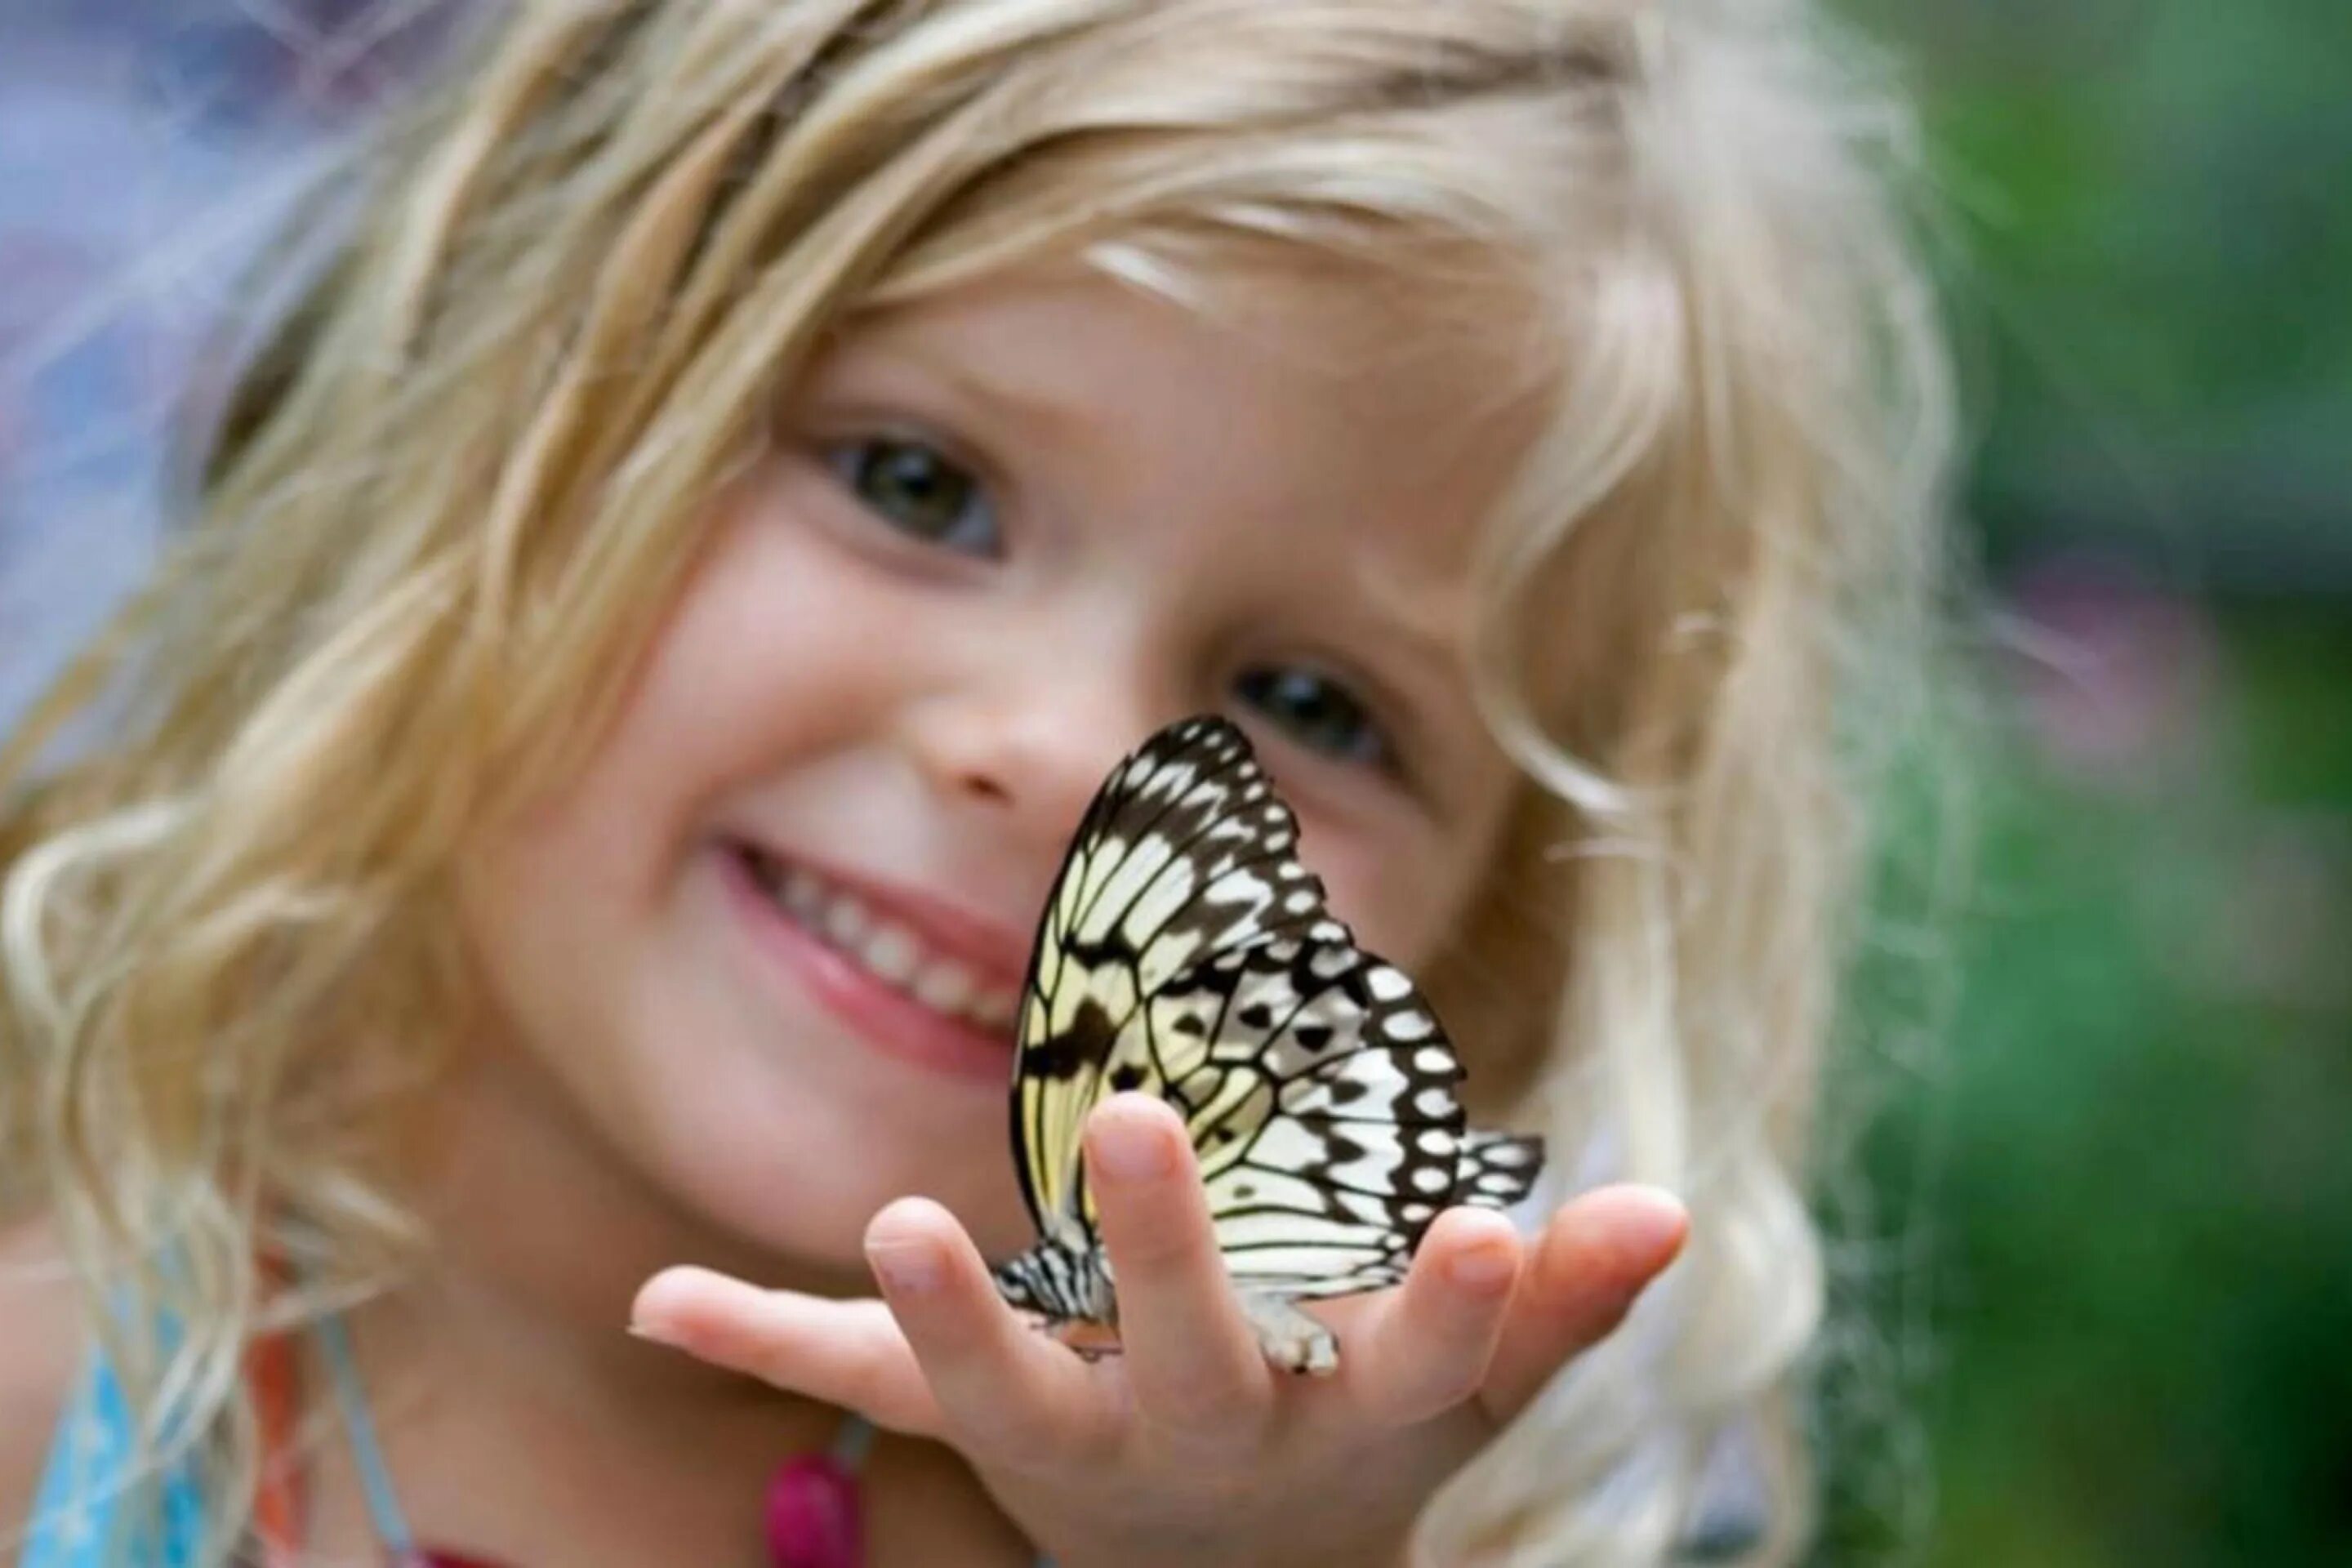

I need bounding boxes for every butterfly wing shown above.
[1010,716,1343,1258]
[1456,1129,1548,1211]
[1181,939,1473,1298]
[1157,937,1545,1300]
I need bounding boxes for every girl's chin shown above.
[647,1105,1032,1266]
[688,1197,1039,1284]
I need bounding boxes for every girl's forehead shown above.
[820,261,1552,520]
[846,252,1548,391]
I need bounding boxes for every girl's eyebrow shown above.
[1349,565,1475,686]
[1365,613,1471,713]
[822,338,1095,440]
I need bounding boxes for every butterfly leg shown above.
[1238,1291,1338,1376]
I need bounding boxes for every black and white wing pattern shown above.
[991,715,1545,1372]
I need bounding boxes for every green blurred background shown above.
[2,2,2346,1563]
[1816,2,2352,1562]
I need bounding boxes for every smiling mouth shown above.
[733,846,1022,1035]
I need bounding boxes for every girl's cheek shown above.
[1310,826,1457,969]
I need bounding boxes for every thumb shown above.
[1477,1186,1687,1423]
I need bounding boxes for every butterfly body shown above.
[993,716,1545,1373]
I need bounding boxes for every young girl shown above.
[0,1,1953,1564]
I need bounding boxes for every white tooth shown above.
[970,988,1018,1031]
[911,959,975,1014]
[782,866,824,918]
[861,924,919,985]
[823,894,870,945]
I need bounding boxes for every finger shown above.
[1083,1094,1272,1436]
[1480,1185,1688,1423]
[862,1196,1108,1462]
[1342,1206,1524,1427]
[629,1265,942,1436]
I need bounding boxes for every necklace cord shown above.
[314,1311,422,1554]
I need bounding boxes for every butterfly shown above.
[991,715,1545,1374]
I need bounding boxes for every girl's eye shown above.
[1233,666,1392,769]
[824,436,1000,556]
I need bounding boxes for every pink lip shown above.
[716,846,1021,1088]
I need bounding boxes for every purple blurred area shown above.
[0,0,468,724]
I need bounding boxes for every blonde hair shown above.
[1,2,1954,1564]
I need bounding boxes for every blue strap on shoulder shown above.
[20,1349,206,1568]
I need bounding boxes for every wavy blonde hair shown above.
[2,2,1954,1563]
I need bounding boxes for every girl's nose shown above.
[904,681,1165,854]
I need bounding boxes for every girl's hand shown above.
[630,1094,1686,1568]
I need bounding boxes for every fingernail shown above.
[866,1240,943,1295]
[1618,1186,1690,1261]
[1089,1108,1175,1183]
[626,1271,695,1346]
[1449,1243,1517,1292]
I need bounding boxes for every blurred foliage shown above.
[1851,0,2352,589]
[1821,605,2352,1566]
[1813,2,2352,1562]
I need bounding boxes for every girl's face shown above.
[458,265,1536,1272]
